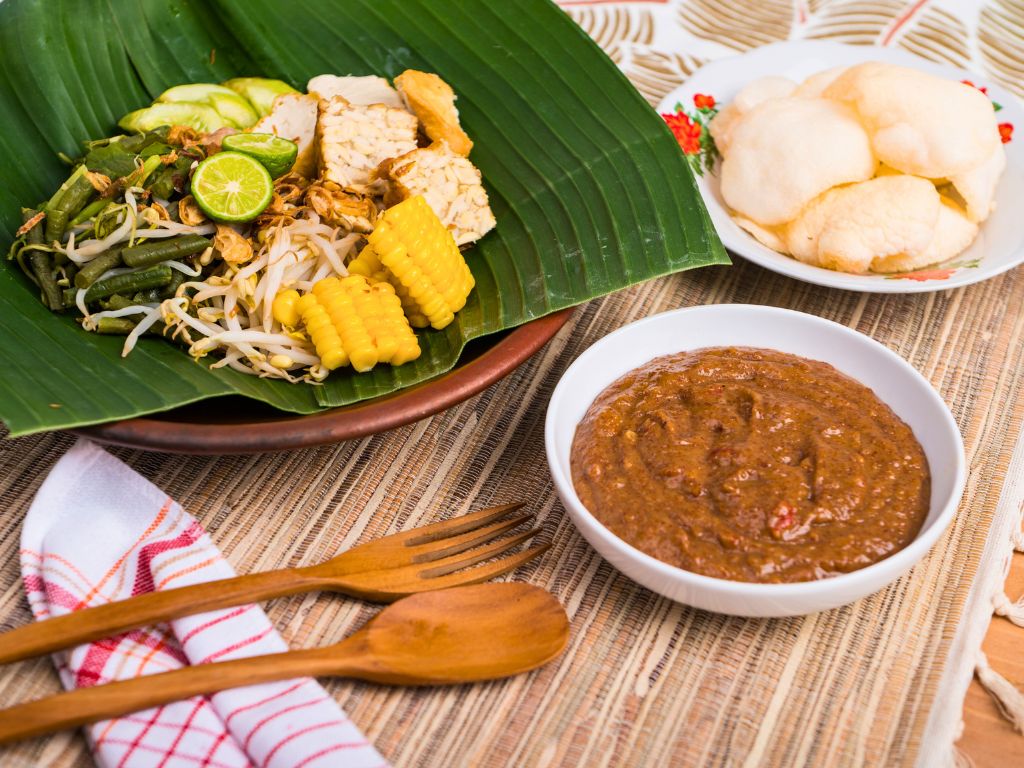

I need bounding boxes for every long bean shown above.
[44,165,92,243]
[28,253,63,311]
[131,288,164,304]
[82,265,173,303]
[69,198,108,227]
[62,262,78,285]
[95,316,166,337]
[57,174,96,221]
[74,249,123,289]
[160,268,187,299]
[20,209,63,311]
[21,208,43,248]
[98,294,134,311]
[121,235,211,268]
[95,317,138,335]
[43,208,68,245]
[122,154,164,190]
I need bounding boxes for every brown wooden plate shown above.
[72,309,573,454]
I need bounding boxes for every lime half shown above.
[191,151,273,223]
[221,133,298,178]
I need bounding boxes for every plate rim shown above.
[73,308,573,454]
[657,39,1024,294]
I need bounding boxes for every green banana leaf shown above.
[0,0,727,437]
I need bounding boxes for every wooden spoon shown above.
[0,583,569,745]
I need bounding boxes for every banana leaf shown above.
[0,0,727,437]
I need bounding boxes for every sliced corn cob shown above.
[379,140,495,246]
[347,195,475,330]
[297,274,420,373]
[272,288,301,327]
[346,244,426,327]
[316,96,418,194]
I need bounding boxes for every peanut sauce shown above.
[571,347,930,583]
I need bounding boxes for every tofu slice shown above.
[307,75,405,109]
[317,96,418,194]
[380,140,495,246]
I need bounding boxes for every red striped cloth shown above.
[21,440,387,768]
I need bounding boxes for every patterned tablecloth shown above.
[1,1,1024,766]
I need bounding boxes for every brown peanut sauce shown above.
[571,347,930,583]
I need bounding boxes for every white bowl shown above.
[656,40,1024,293]
[545,305,965,617]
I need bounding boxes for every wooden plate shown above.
[74,309,573,454]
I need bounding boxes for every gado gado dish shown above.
[705,63,1011,275]
[570,347,931,584]
[8,71,493,382]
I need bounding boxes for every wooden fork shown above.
[0,503,546,665]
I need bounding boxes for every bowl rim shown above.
[544,303,967,597]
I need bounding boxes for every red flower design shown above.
[693,93,716,109]
[999,122,1014,144]
[961,79,988,95]
[894,267,956,282]
[662,112,702,154]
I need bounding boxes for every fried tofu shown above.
[317,96,418,194]
[307,75,404,110]
[380,140,495,246]
[394,70,473,156]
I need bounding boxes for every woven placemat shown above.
[3,1,1024,765]
[1,258,1023,766]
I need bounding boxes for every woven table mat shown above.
[1,261,1023,767]
[3,2,1024,766]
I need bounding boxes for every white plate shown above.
[657,40,1024,293]
[545,305,965,617]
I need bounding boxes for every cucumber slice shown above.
[118,102,229,133]
[159,84,259,128]
[208,92,260,129]
[222,78,298,116]
[158,83,239,103]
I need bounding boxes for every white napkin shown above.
[21,439,387,768]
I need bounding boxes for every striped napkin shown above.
[21,439,387,768]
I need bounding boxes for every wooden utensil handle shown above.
[0,568,323,665]
[0,644,343,745]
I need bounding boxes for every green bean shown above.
[62,287,78,308]
[131,288,164,304]
[82,265,173,303]
[43,208,68,245]
[123,154,164,190]
[21,208,43,246]
[98,294,135,311]
[95,317,138,335]
[57,175,96,221]
[160,268,187,299]
[74,249,123,289]
[122,235,211,268]
[29,252,63,311]
[44,165,90,243]
[69,198,108,227]
[95,315,166,337]
[21,210,63,311]
[61,262,78,285]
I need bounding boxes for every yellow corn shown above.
[296,293,348,370]
[348,195,474,330]
[297,274,420,373]
[271,289,301,327]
